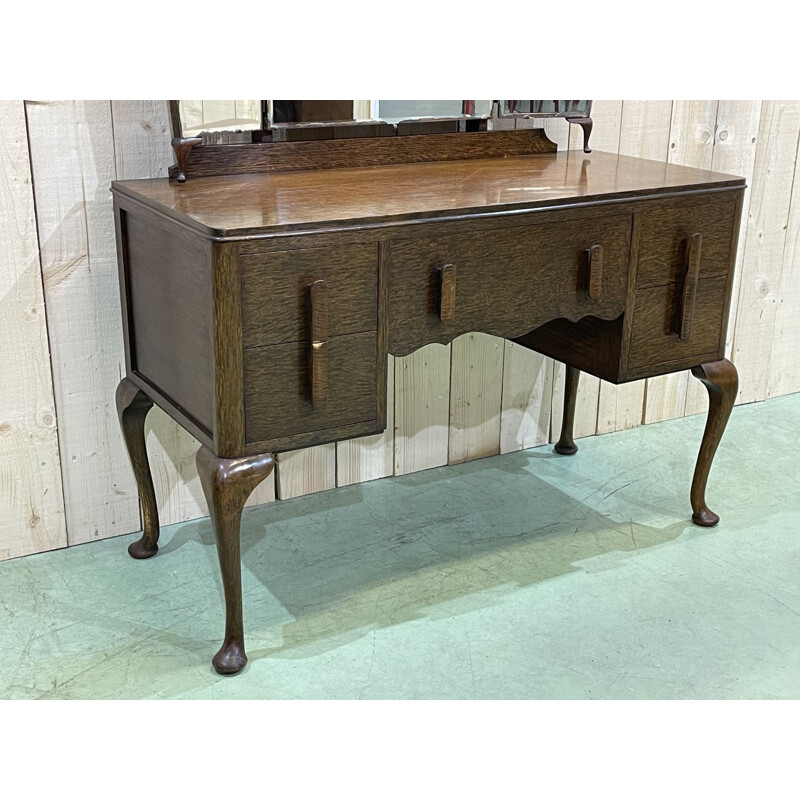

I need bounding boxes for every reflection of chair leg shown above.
[554,365,580,456]
[690,359,738,527]
[116,378,160,559]
[196,446,275,675]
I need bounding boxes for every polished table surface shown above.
[114,150,744,237]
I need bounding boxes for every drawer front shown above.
[240,243,378,348]
[243,331,379,444]
[627,275,728,372]
[388,214,632,356]
[635,195,738,288]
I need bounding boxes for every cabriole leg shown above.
[116,378,159,559]
[690,358,738,527]
[554,365,580,456]
[196,446,275,676]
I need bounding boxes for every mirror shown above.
[500,100,592,118]
[169,100,594,180]
[175,100,591,137]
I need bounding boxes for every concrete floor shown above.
[1,393,799,700]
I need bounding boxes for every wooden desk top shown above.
[113,150,745,238]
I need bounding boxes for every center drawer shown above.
[387,213,632,355]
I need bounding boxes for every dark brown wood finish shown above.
[196,446,275,674]
[387,211,632,356]
[116,378,159,559]
[690,359,739,527]
[167,128,558,180]
[115,150,744,239]
[554,365,580,456]
[111,135,748,675]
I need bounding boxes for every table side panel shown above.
[121,203,215,433]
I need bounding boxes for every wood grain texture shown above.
[555,101,626,441]
[766,114,800,400]
[500,341,553,452]
[243,331,380,446]
[169,128,558,180]
[9,99,797,565]
[240,243,378,348]
[448,333,505,464]
[690,359,738,527]
[732,101,800,404]
[111,100,228,527]
[685,101,762,417]
[26,100,140,545]
[123,206,214,429]
[116,150,744,239]
[0,100,67,561]
[336,355,395,486]
[393,344,451,475]
[386,212,631,356]
[196,445,275,674]
[275,444,336,500]
[597,100,673,434]
[643,101,720,425]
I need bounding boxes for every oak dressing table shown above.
[112,118,744,675]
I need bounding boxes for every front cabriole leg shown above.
[690,358,738,527]
[196,446,275,675]
[116,378,160,559]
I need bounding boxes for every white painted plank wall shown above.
[0,101,67,560]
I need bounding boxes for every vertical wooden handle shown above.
[438,263,456,322]
[586,244,603,300]
[678,233,702,340]
[309,279,328,408]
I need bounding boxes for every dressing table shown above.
[112,101,744,675]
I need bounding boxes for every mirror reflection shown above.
[176,100,592,138]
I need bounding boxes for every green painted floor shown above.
[2,393,799,699]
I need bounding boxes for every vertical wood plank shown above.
[0,100,67,561]
[500,341,553,452]
[767,121,800,399]
[336,355,395,486]
[598,100,673,434]
[26,100,142,545]
[644,100,718,424]
[393,344,451,475]
[448,333,505,464]
[684,100,762,416]
[732,101,800,404]
[276,445,336,500]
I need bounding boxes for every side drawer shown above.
[635,194,738,288]
[243,331,380,445]
[627,275,728,372]
[240,243,378,348]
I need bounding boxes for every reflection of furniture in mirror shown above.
[169,100,593,180]
[113,103,744,675]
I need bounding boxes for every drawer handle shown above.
[677,233,703,340]
[437,263,456,322]
[309,279,328,408]
[586,244,603,300]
